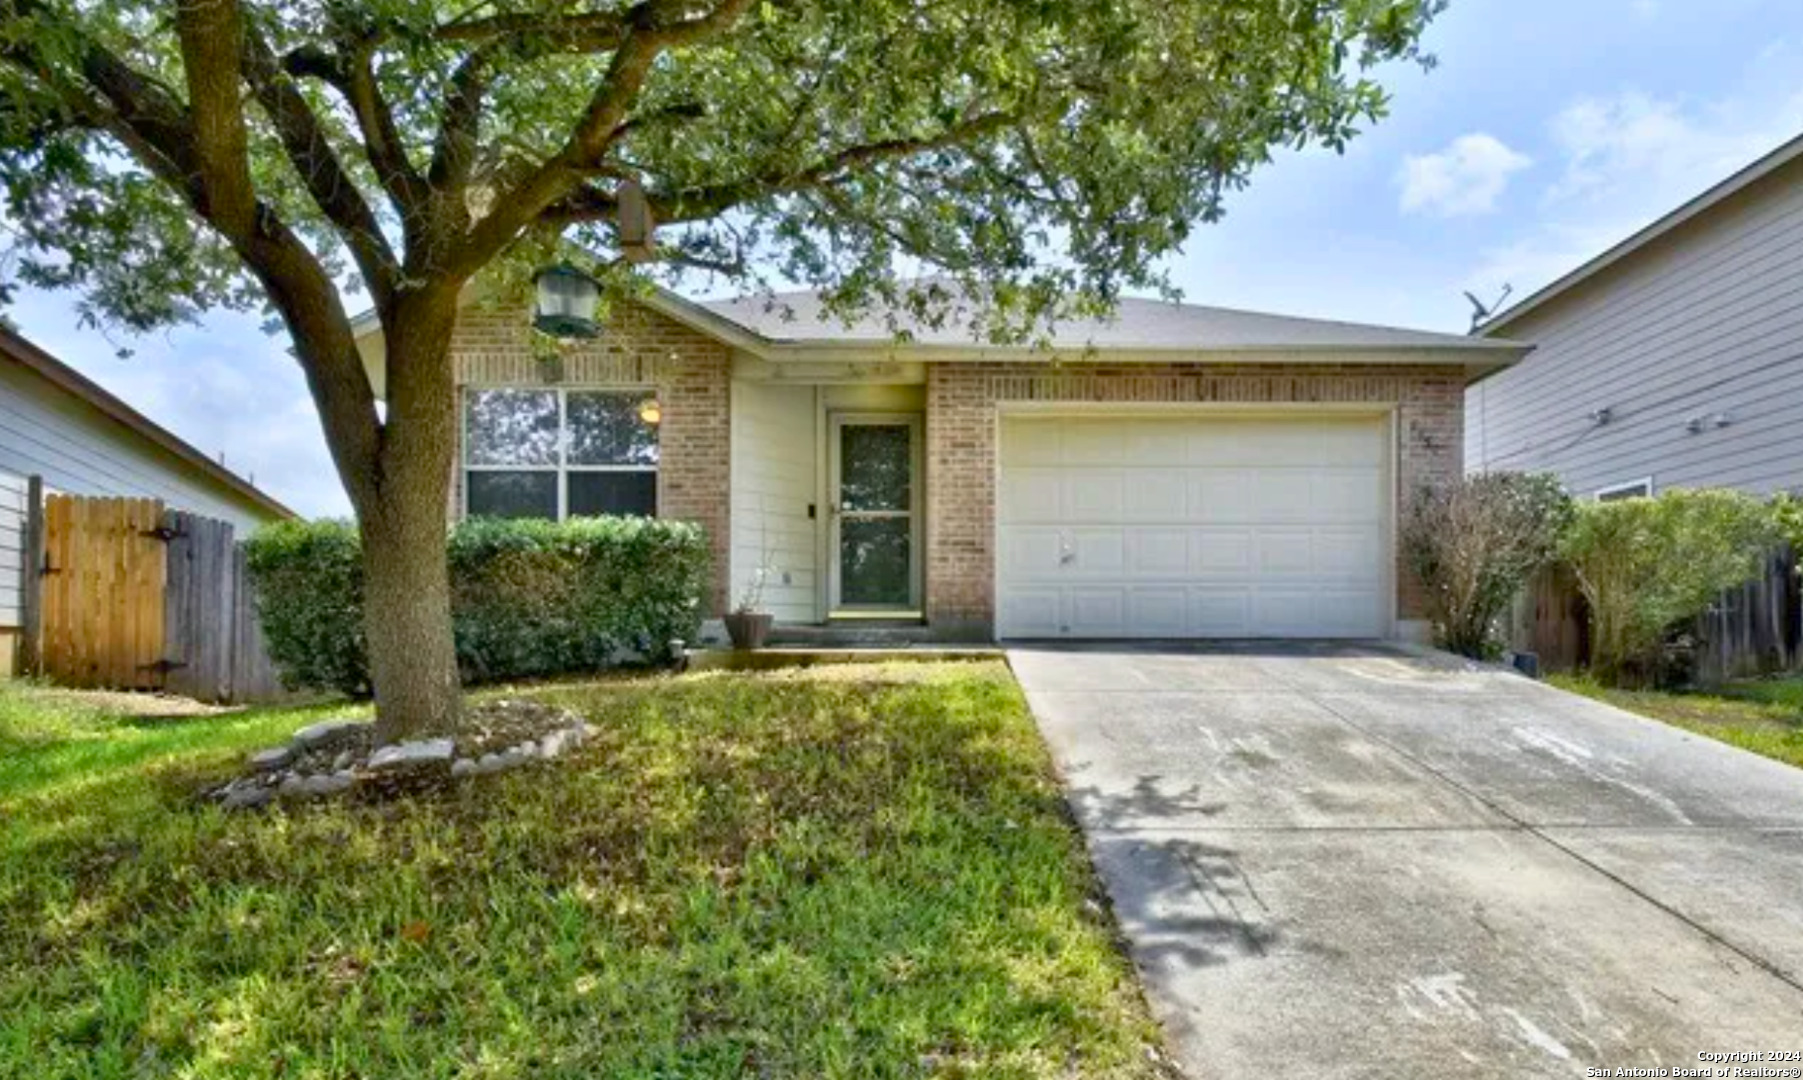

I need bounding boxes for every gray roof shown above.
[697,288,1522,354]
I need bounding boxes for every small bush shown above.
[1401,472,1573,659]
[1559,488,1776,686]
[245,516,710,695]
[242,519,369,695]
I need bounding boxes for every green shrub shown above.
[1401,472,1573,660]
[244,516,710,695]
[1559,488,1776,686]
[242,519,369,696]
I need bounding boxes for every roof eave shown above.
[1478,131,1803,337]
[0,328,297,520]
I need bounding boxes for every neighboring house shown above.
[356,288,1524,642]
[1468,132,1803,500]
[1,326,294,675]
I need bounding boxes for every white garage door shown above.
[996,413,1390,639]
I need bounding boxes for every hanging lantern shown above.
[532,263,601,338]
[617,179,657,264]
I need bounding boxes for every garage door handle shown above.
[1059,550,1076,566]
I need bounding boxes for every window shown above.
[1594,477,1653,502]
[463,388,659,519]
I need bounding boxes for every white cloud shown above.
[9,290,352,518]
[1467,70,1803,302]
[1396,134,1533,217]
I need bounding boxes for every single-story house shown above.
[1467,131,1803,499]
[1,325,293,675]
[356,287,1527,642]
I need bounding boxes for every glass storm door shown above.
[830,415,921,611]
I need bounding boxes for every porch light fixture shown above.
[533,263,601,338]
[637,398,662,426]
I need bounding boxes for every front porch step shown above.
[766,621,939,647]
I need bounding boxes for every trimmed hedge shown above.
[244,516,710,696]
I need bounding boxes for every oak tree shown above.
[0,0,1440,742]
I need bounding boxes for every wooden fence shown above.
[21,490,282,702]
[1510,545,1802,683]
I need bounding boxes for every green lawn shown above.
[0,663,1169,1079]
[1549,672,1803,770]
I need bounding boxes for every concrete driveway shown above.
[1010,642,1803,1079]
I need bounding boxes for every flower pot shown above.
[723,611,774,651]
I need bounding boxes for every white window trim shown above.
[1593,476,1654,501]
[462,384,659,520]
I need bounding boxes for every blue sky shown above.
[8,0,1803,518]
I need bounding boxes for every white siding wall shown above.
[0,471,25,628]
[1467,159,1803,496]
[729,381,818,622]
[0,360,278,631]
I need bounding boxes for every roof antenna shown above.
[1463,284,1513,332]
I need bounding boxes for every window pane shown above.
[840,424,911,512]
[840,517,910,605]
[466,389,558,465]
[466,471,557,519]
[568,471,657,517]
[568,391,659,466]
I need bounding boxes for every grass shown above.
[0,663,1169,1079]
[1549,672,1803,769]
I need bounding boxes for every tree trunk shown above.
[354,288,465,744]
[361,495,463,743]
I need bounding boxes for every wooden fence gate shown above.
[39,495,167,690]
[29,492,282,702]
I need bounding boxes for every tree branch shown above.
[444,0,757,278]
[172,0,258,237]
[541,110,1020,228]
[276,38,428,223]
[241,29,401,313]
[427,46,493,193]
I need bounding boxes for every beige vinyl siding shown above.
[729,380,818,622]
[1467,156,1803,496]
[0,359,278,539]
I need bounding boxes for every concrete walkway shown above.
[1010,643,1803,1079]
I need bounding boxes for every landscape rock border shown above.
[210,699,592,811]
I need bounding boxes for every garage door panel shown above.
[1255,529,1314,573]
[1065,471,1125,520]
[1311,470,1385,522]
[1125,424,1189,463]
[997,414,1389,639]
[1069,588,1127,633]
[1069,529,1126,575]
[1003,527,1066,578]
[1128,588,1189,635]
[999,469,1063,524]
[1188,471,1255,522]
[1316,527,1384,575]
[1189,587,1254,635]
[1000,588,1061,636]
[1006,422,1063,466]
[1191,529,1254,572]
[1127,529,1190,575]
[1315,590,1385,635]
[1124,472,1188,521]
[1063,424,1127,465]
[1250,471,1316,522]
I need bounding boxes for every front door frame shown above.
[826,411,924,615]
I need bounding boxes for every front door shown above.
[829,414,922,613]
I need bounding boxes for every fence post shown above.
[18,475,44,676]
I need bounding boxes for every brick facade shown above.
[924,362,1466,636]
[447,303,732,613]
